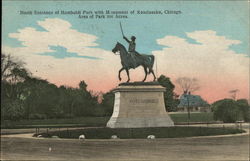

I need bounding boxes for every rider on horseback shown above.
[123,35,141,68]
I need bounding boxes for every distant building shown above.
[177,92,210,112]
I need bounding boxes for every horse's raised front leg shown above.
[118,67,124,81]
[142,66,148,82]
[125,68,130,82]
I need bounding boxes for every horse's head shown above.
[112,42,121,54]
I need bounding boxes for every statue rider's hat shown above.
[131,36,136,41]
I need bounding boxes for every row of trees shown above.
[1,54,114,120]
[2,77,113,120]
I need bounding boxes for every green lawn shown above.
[170,112,214,123]
[1,117,110,128]
[1,112,214,129]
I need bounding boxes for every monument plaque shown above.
[107,82,174,128]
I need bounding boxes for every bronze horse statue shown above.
[112,42,156,82]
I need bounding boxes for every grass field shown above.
[1,112,214,129]
[1,117,110,128]
[170,112,214,123]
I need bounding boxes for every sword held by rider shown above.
[120,22,140,68]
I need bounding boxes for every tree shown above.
[100,91,115,116]
[176,77,200,94]
[1,99,25,120]
[212,99,250,123]
[176,77,200,120]
[158,75,179,112]
[79,80,87,91]
[1,54,16,81]
[236,99,250,122]
[57,85,72,118]
[21,77,59,119]
[1,54,30,83]
[229,89,239,100]
[1,54,31,120]
[53,80,101,118]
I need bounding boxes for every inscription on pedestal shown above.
[129,98,159,104]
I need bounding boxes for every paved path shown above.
[1,123,249,161]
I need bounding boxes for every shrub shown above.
[237,99,250,122]
[212,99,250,123]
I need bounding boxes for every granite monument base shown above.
[106,82,174,128]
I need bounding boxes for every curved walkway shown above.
[1,123,249,160]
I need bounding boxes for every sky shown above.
[2,1,249,103]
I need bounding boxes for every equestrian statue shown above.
[112,23,156,82]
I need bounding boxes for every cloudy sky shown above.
[2,1,249,103]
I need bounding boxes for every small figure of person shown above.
[123,35,140,68]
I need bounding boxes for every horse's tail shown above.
[148,55,155,74]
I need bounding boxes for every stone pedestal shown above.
[106,82,174,128]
